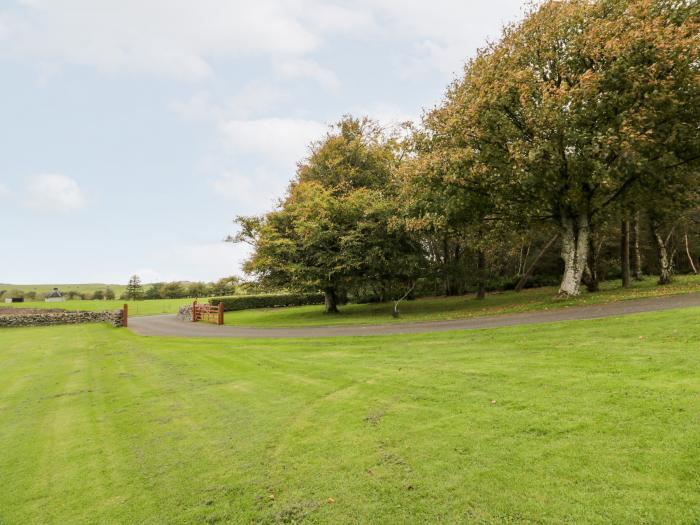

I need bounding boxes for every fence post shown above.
[218,301,224,325]
[122,304,128,328]
[192,300,197,323]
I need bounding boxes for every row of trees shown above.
[232,0,700,313]
[122,275,241,301]
[0,288,116,301]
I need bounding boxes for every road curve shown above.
[126,292,700,339]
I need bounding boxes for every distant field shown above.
[1,308,700,523]
[1,297,197,317]
[224,274,700,327]
[0,283,127,296]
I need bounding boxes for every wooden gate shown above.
[192,300,224,325]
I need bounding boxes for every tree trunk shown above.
[324,288,339,314]
[650,222,672,285]
[392,281,417,318]
[621,218,631,288]
[632,212,643,280]
[584,233,600,293]
[558,213,590,297]
[442,235,452,296]
[515,234,559,292]
[685,231,698,275]
[475,249,486,300]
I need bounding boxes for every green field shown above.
[0,283,127,296]
[1,297,198,317]
[224,274,700,327]
[2,309,700,524]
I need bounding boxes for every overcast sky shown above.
[1,0,526,284]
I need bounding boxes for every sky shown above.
[0,0,526,285]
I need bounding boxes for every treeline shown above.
[122,276,242,300]
[0,288,116,301]
[231,0,700,313]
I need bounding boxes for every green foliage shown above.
[125,275,143,301]
[418,0,700,296]
[232,116,423,312]
[187,282,208,298]
[209,293,324,312]
[227,1,699,300]
[144,283,163,299]
[143,281,206,299]
[210,276,240,296]
[160,281,187,299]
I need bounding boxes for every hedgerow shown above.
[209,293,324,312]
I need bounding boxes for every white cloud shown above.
[170,84,289,123]
[274,58,340,90]
[168,91,222,122]
[173,242,249,279]
[0,182,9,195]
[218,117,326,168]
[227,84,288,119]
[1,0,320,79]
[304,4,376,34]
[139,242,249,282]
[1,0,529,95]
[25,174,86,212]
[351,102,419,129]
[209,168,290,215]
[359,0,526,76]
[169,93,327,207]
[210,171,263,203]
[1,0,525,82]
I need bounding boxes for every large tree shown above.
[125,275,143,301]
[425,0,700,296]
[233,117,422,313]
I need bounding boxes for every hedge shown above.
[209,293,325,312]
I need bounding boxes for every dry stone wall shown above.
[0,309,125,328]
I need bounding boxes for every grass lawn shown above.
[2,310,700,523]
[2,297,198,317]
[224,274,700,327]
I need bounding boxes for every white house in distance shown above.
[45,288,65,302]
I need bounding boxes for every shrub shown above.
[209,293,324,312]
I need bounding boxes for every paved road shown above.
[127,292,700,339]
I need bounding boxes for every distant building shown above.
[4,297,24,303]
[45,288,65,302]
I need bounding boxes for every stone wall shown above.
[0,309,125,328]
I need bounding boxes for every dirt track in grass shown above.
[127,292,700,339]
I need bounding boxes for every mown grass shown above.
[1,310,700,524]
[224,274,700,327]
[2,297,198,317]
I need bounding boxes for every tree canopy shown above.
[231,0,700,309]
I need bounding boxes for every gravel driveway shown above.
[126,292,700,339]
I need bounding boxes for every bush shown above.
[209,293,325,312]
